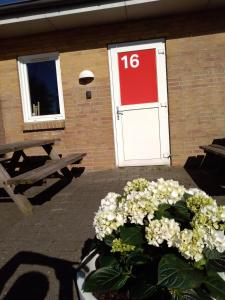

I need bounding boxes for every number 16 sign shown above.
[118,49,158,106]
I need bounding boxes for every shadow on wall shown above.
[0,251,79,300]
[184,138,225,198]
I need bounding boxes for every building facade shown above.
[0,1,225,170]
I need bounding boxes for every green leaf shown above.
[194,258,207,270]
[207,251,225,272]
[195,288,213,300]
[204,248,224,260]
[130,282,157,300]
[158,254,203,290]
[172,201,191,221]
[172,289,211,300]
[204,273,225,300]
[98,254,118,268]
[126,252,149,266]
[83,266,129,293]
[120,226,144,246]
[178,289,200,300]
[154,204,171,219]
[104,234,116,247]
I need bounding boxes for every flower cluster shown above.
[147,178,186,205]
[93,178,225,262]
[111,238,136,253]
[145,217,180,247]
[93,192,126,240]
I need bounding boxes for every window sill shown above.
[23,120,65,132]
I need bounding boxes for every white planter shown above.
[76,251,98,300]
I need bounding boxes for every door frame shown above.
[108,38,170,167]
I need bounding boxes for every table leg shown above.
[42,144,72,178]
[42,144,61,160]
[7,150,27,176]
[0,164,33,215]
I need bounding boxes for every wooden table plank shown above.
[200,144,225,158]
[0,139,60,155]
[7,153,86,185]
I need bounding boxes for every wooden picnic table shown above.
[0,139,86,215]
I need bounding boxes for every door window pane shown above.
[27,60,60,116]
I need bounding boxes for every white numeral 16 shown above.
[121,54,139,69]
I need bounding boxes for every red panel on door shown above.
[118,49,158,105]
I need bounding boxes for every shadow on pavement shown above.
[184,138,225,198]
[0,251,80,300]
[29,167,85,205]
[3,271,49,300]
[0,165,85,206]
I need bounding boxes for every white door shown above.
[108,39,170,167]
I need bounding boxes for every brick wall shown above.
[0,9,224,169]
[0,75,5,145]
[0,100,5,145]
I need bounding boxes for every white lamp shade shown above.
[79,70,94,80]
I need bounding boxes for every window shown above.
[18,53,65,122]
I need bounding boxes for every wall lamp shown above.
[79,70,94,100]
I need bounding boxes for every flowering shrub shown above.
[83,178,225,299]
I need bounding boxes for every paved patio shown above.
[0,166,223,299]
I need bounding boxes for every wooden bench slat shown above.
[0,139,60,155]
[0,157,10,162]
[7,153,86,185]
[200,144,225,159]
[210,144,225,150]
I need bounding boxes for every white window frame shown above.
[18,52,65,123]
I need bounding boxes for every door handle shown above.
[160,103,167,108]
[116,106,123,120]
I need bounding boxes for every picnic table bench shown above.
[0,139,86,215]
[199,144,225,159]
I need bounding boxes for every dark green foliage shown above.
[82,224,225,299]
[203,273,225,300]
[158,254,203,290]
[120,226,144,246]
[83,266,129,293]
[82,223,225,299]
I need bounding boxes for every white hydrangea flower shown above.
[123,190,158,225]
[192,203,222,230]
[176,228,205,262]
[99,192,121,212]
[93,177,225,265]
[145,217,180,247]
[187,188,209,197]
[218,205,225,222]
[94,210,126,240]
[147,178,185,205]
[205,229,225,253]
[124,178,149,195]
[93,192,127,240]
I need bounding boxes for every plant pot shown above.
[76,251,225,300]
[76,251,98,300]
